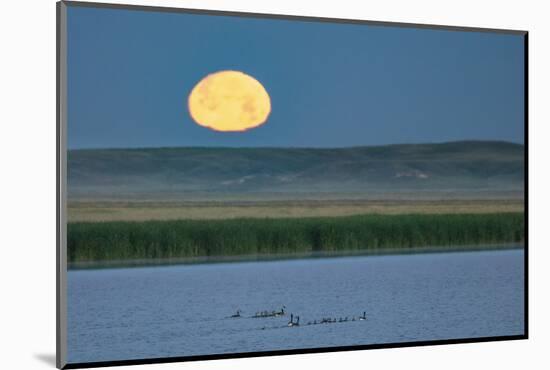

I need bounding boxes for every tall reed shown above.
[67,213,524,263]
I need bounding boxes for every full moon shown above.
[188,70,271,132]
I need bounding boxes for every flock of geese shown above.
[228,306,368,328]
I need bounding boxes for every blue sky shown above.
[67,5,525,149]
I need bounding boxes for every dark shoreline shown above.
[68,243,523,270]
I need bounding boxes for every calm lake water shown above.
[67,248,524,364]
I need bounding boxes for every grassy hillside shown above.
[68,141,524,199]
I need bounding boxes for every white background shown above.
[1,0,548,369]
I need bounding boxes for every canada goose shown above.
[288,314,300,327]
[359,312,367,321]
[254,310,267,318]
[275,306,286,316]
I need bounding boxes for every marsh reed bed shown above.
[67,213,524,264]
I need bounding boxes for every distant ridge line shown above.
[68,140,524,152]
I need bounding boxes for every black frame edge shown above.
[523,32,529,339]
[57,1,69,368]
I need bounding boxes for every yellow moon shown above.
[188,70,271,132]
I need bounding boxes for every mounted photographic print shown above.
[56,1,528,368]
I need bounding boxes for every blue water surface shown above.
[68,248,524,363]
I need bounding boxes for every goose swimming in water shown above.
[359,311,367,321]
[253,306,286,318]
[288,314,300,327]
[274,306,286,316]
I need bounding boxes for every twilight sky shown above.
[67,5,525,149]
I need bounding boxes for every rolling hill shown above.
[67,141,524,200]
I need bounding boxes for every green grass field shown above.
[67,212,524,265]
